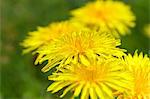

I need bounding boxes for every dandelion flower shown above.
[47,57,131,99]
[21,21,84,54]
[36,31,125,72]
[71,1,135,37]
[144,24,150,38]
[118,51,150,99]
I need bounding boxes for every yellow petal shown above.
[81,83,89,99]
[74,82,85,97]
[89,86,97,99]
[79,55,90,66]
[60,83,78,98]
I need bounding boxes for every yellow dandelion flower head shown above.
[21,21,84,54]
[35,30,125,72]
[144,24,150,38]
[71,0,136,36]
[119,51,150,98]
[47,57,131,99]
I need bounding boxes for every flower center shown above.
[75,66,106,82]
[87,5,113,21]
[71,37,94,54]
[134,69,150,95]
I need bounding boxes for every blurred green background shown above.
[1,0,149,99]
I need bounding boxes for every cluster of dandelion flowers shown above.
[47,57,132,99]
[117,52,150,99]
[71,0,135,37]
[35,31,125,72]
[20,0,145,99]
[21,21,85,54]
